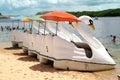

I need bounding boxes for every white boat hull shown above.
[37,53,115,71]
[12,30,116,71]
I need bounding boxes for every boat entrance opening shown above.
[71,41,93,58]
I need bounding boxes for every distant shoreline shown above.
[36,8,120,17]
[0,15,10,19]
[0,8,120,19]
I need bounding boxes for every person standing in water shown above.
[1,26,3,31]
[112,36,117,43]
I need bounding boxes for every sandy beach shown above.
[0,44,118,80]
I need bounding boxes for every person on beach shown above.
[112,36,117,43]
[1,26,3,31]
[12,27,16,30]
[17,26,19,30]
[22,27,25,30]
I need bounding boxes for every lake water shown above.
[0,17,120,80]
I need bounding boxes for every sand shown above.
[0,45,117,80]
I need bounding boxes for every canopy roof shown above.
[21,17,31,22]
[11,15,25,21]
[29,15,45,22]
[41,11,79,22]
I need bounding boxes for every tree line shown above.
[68,8,120,17]
[0,13,10,19]
[0,8,120,19]
[36,8,120,17]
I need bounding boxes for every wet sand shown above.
[0,45,119,80]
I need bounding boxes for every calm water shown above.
[0,17,120,80]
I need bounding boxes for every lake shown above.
[0,17,120,80]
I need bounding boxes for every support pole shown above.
[44,20,46,35]
[56,22,58,36]
[38,22,40,34]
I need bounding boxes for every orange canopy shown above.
[41,11,79,22]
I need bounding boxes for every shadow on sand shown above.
[18,56,38,62]
[29,64,62,72]
[13,52,27,56]
[10,49,63,72]
[13,52,38,62]
[4,47,22,50]
[14,52,67,72]
[4,46,63,72]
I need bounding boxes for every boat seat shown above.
[71,41,92,58]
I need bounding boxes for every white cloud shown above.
[47,0,69,4]
[0,0,5,5]
[0,0,120,15]
[48,0,58,4]
[8,0,38,8]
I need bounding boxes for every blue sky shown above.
[0,0,120,15]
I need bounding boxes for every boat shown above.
[94,17,98,20]
[11,12,116,71]
[11,15,25,48]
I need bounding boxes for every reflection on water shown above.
[0,17,120,80]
